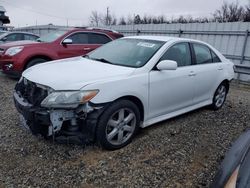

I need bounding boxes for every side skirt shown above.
[142,100,212,128]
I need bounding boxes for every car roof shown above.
[124,35,205,44]
[70,27,121,34]
[4,31,39,36]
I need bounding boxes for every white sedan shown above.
[14,36,235,150]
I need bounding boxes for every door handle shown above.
[189,71,196,76]
[83,48,91,51]
[218,67,223,70]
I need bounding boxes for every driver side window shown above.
[66,32,88,44]
[160,42,192,67]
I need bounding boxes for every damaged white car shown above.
[14,36,235,150]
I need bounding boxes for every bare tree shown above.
[126,15,134,25]
[213,1,245,22]
[244,1,250,21]
[89,0,249,26]
[89,11,101,26]
[119,17,126,25]
[134,15,141,24]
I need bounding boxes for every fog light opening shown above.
[4,63,13,71]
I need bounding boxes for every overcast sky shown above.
[1,0,249,27]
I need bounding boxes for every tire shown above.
[25,58,48,69]
[211,83,228,110]
[96,100,140,150]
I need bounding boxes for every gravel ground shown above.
[0,73,249,188]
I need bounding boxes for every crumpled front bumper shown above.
[14,91,50,136]
[13,90,108,144]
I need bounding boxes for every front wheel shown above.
[96,100,140,150]
[25,58,48,69]
[211,83,228,110]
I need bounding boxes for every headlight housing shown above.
[41,90,99,108]
[5,46,24,56]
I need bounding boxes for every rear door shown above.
[191,42,224,104]
[148,42,196,119]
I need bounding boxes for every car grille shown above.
[15,78,48,107]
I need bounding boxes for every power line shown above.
[0,0,84,21]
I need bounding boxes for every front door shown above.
[148,42,196,119]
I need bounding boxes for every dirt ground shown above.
[0,73,249,187]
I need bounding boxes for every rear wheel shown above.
[96,100,140,150]
[25,58,48,69]
[211,83,228,110]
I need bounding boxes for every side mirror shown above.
[1,37,7,41]
[62,38,73,45]
[156,60,177,71]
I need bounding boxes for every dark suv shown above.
[0,27,123,77]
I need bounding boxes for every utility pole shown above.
[106,7,109,26]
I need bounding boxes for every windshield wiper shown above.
[82,54,90,59]
[36,38,44,42]
[92,58,114,65]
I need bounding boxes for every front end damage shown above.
[14,77,106,145]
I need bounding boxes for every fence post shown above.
[178,29,183,38]
[237,30,249,82]
[136,29,141,36]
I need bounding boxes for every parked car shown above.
[0,30,7,36]
[0,31,39,44]
[0,28,123,77]
[211,129,250,188]
[14,36,235,150]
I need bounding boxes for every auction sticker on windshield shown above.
[137,42,156,48]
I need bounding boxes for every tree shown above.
[111,17,117,25]
[134,15,141,24]
[126,15,134,25]
[244,2,250,21]
[213,1,245,22]
[89,11,101,26]
[119,17,126,25]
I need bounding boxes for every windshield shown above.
[37,30,68,42]
[87,38,165,68]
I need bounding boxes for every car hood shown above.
[23,56,136,90]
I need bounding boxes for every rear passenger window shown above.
[193,43,213,64]
[88,33,111,44]
[66,33,88,44]
[24,34,38,41]
[211,50,221,62]
[160,42,192,67]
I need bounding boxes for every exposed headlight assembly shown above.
[5,46,24,56]
[41,90,99,108]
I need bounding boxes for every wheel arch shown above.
[221,79,230,93]
[23,55,53,70]
[115,95,145,122]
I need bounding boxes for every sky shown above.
[0,0,249,27]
